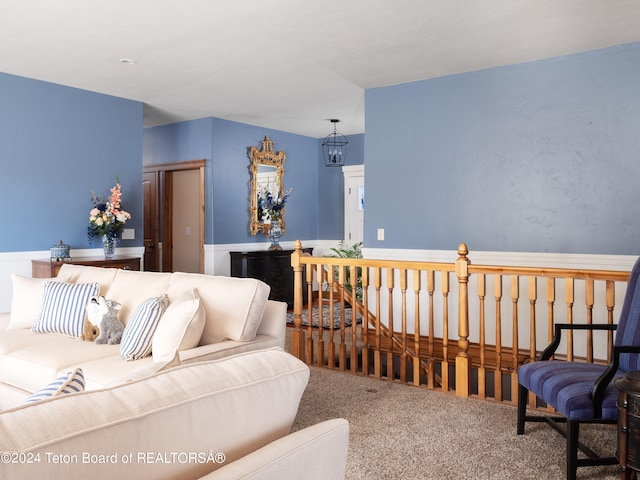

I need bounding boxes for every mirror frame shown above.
[249,136,287,236]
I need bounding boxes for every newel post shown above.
[290,240,305,360]
[455,243,471,397]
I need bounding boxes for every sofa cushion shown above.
[32,281,100,337]
[56,263,118,296]
[24,367,85,403]
[8,273,55,330]
[152,288,206,363]
[0,336,119,393]
[105,269,172,326]
[120,295,170,361]
[168,273,270,344]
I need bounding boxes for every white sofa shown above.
[0,264,286,409]
[0,347,350,479]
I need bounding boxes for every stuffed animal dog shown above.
[87,296,124,345]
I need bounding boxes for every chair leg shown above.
[566,419,579,480]
[517,383,528,435]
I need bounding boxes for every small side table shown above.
[615,371,640,480]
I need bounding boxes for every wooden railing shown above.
[290,240,631,406]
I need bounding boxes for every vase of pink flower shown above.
[88,177,131,258]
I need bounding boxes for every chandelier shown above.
[322,119,348,167]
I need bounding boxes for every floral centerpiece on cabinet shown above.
[257,181,292,250]
[87,177,131,258]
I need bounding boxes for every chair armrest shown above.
[591,344,640,417]
[540,323,617,360]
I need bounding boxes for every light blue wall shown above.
[317,133,365,240]
[365,43,640,255]
[0,72,143,253]
[144,118,321,245]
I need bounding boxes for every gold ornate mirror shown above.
[249,136,286,236]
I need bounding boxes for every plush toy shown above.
[88,296,124,345]
[80,318,100,342]
[83,296,103,342]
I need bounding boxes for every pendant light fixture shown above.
[322,119,348,167]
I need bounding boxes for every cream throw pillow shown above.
[152,289,205,363]
[8,274,55,330]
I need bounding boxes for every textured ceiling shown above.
[1,0,640,137]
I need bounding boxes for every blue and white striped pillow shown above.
[120,295,170,361]
[24,368,85,403]
[32,282,100,337]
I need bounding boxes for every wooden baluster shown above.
[315,265,325,367]
[494,274,503,402]
[350,264,359,374]
[399,268,408,383]
[361,266,370,376]
[511,275,519,403]
[478,273,486,399]
[305,262,315,365]
[606,280,615,362]
[374,267,382,379]
[387,267,395,381]
[327,264,336,369]
[338,265,347,371]
[455,243,470,397]
[413,269,422,386]
[528,276,537,363]
[442,271,450,392]
[526,276,538,415]
[543,277,556,411]
[427,270,435,389]
[585,278,594,362]
[546,277,556,349]
[566,278,574,361]
[290,240,305,360]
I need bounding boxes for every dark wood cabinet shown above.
[616,371,640,479]
[32,256,141,278]
[230,249,312,308]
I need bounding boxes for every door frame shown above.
[143,159,206,273]
[342,164,365,244]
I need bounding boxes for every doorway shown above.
[343,165,364,245]
[143,160,205,273]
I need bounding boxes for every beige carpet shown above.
[290,365,620,480]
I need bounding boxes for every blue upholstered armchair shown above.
[517,256,640,480]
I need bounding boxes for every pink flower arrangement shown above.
[88,177,131,242]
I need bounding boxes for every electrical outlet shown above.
[185,226,191,237]
[122,229,135,240]
[377,228,384,241]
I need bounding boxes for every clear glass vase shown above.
[102,235,118,259]
[269,221,282,250]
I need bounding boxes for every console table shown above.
[32,256,141,278]
[230,248,312,308]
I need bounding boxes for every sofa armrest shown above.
[255,300,287,348]
[204,418,349,480]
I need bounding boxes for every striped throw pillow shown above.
[24,368,85,403]
[120,295,170,361]
[32,281,100,337]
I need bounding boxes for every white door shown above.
[343,165,364,245]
